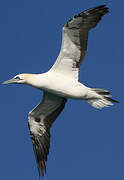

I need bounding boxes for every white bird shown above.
[3,5,118,177]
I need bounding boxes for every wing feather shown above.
[28,92,67,177]
[50,5,109,80]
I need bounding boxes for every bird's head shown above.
[2,73,33,85]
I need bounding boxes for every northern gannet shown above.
[3,5,119,177]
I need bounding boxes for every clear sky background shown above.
[0,0,123,180]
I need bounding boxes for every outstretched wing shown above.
[50,5,109,80]
[28,92,67,177]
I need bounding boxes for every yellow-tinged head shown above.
[2,73,35,85]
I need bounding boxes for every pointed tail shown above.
[87,88,119,109]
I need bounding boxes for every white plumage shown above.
[3,5,118,177]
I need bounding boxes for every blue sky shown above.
[0,0,123,179]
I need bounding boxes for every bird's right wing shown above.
[28,92,67,177]
[50,5,109,80]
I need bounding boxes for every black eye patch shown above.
[14,76,21,80]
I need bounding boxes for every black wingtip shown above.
[93,4,107,8]
[65,4,109,29]
[85,4,109,15]
[37,160,47,178]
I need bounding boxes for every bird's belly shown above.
[41,79,88,99]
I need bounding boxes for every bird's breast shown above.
[36,73,87,99]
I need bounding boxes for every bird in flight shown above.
[3,5,118,177]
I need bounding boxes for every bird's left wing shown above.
[50,5,109,80]
[28,92,67,177]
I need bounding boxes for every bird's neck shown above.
[25,73,47,89]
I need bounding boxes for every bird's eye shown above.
[14,76,21,80]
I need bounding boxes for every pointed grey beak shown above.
[2,78,17,84]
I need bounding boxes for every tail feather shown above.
[92,88,111,97]
[87,88,119,109]
[104,96,119,103]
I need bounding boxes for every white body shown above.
[28,72,91,99]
